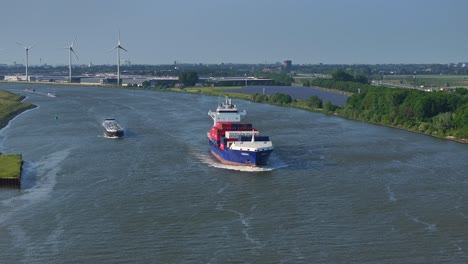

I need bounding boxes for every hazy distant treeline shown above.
[3,62,468,78]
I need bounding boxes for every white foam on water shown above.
[458,212,468,219]
[7,224,35,261]
[101,134,122,139]
[386,185,397,202]
[215,198,263,248]
[0,107,38,137]
[217,183,230,194]
[405,212,438,232]
[197,153,286,172]
[0,148,72,225]
[221,207,264,248]
[44,214,65,255]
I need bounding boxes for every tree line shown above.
[338,87,468,139]
[250,87,467,141]
[252,70,468,141]
[302,69,374,94]
[320,70,468,140]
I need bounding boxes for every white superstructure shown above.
[208,97,246,125]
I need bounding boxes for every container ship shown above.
[207,97,273,166]
[102,118,124,138]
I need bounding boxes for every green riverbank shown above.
[2,83,466,149]
[0,154,22,180]
[0,90,36,186]
[168,86,467,144]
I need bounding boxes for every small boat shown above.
[47,92,56,97]
[102,118,124,138]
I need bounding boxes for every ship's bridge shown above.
[208,97,246,125]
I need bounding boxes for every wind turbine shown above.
[107,31,127,85]
[16,42,38,81]
[65,36,79,83]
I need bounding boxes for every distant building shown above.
[4,75,35,81]
[149,77,178,87]
[99,78,119,85]
[78,76,179,87]
[283,60,292,72]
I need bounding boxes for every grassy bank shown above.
[2,83,466,146]
[168,86,329,113]
[0,90,35,186]
[168,85,468,144]
[0,154,22,179]
[168,86,252,99]
[0,90,37,129]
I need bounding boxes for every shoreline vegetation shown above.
[0,75,466,156]
[165,70,468,144]
[0,90,36,188]
[170,86,468,144]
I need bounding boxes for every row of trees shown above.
[250,93,339,113]
[303,70,468,140]
[3,62,468,79]
[252,89,468,141]
[302,69,373,93]
[251,93,292,104]
[338,88,468,139]
[304,78,374,94]
[292,63,468,76]
[140,71,293,89]
[254,73,294,86]
[331,70,369,84]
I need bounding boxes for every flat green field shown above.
[169,86,253,100]
[0,154,22,179]
[382,75,468,89]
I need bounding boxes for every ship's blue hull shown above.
[208,139,272,166]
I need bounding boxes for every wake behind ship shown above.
[102,118,124,138]
[207,97,273,166]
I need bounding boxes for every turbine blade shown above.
[71,35,77,47]
[16,42,25,48]
[71,49,79,61]
[29,42,39,49]
[106,46,118,54]
[119,46,128,52]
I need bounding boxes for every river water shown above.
[0,83,467,263]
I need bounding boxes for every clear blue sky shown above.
[1,0,467,66]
